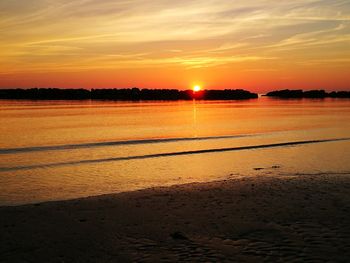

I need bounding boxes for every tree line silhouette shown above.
[0,88,258,100]
[265,89,350,98]
[0,88,349,101]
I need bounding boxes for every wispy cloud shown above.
[0,0,349,76]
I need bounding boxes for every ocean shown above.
[1,98,349,205]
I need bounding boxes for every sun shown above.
[193,85,201,92]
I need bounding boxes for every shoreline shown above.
[1,172,350,262]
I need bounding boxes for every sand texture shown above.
[1,172,350,262]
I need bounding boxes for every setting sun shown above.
[193,85,201,92]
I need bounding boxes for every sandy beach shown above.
[1,172,350,262]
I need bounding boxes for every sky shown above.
[0,0,349,92]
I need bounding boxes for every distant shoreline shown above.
[0,88,349,100]
[0,88,258,101]
[264,89,350,99]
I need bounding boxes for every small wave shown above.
[0,138,348,172]
[0,134,259,154]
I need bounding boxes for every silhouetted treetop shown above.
[265,89,350,98]
[0,88,258,101]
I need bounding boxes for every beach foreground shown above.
[1,172,350,262]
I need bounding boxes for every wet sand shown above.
[1,172,350,262]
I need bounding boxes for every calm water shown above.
[1,98,350,206]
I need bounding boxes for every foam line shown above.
[0,138,348,172]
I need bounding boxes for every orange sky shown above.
[1,0,349,92]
